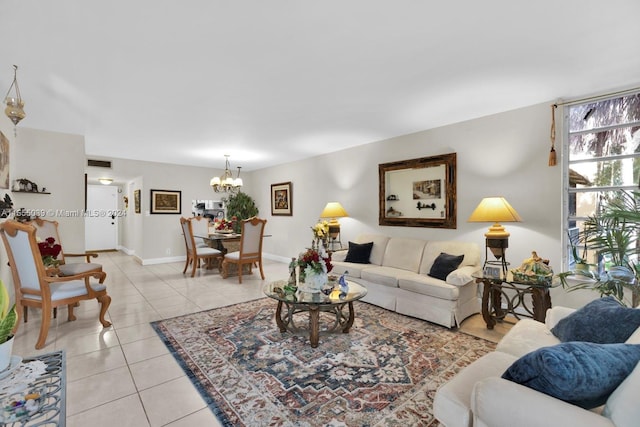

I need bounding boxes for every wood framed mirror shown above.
[379,152,457,228]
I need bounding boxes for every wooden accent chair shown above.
[180,217,223,277]
[222,217,267,283]
[0,220,111,349]
[27,218,103,277]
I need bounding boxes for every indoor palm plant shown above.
[559,190,640,306]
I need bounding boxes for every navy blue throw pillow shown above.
[502,342,640,409]
[551,296,640,343]
[428,252,464,281]
[344,241,373,264]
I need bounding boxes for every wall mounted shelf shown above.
[13,190,51,194]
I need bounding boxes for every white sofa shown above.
[330,234,482,328]
[433,305,640,427]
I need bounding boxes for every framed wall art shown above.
[150,189,181,214]
[379,152,457,228]
[134,189,141,214]
[0,132,9,189]
[271,182,292,216]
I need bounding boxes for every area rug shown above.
[151,298,495,426]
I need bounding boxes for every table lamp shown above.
[319,202,349,250]
[468,197,522,276]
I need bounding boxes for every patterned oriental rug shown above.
[151,298,495,426]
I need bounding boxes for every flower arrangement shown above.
[37,237,62,267]
[297,246,333,283]
[214,216,237,232]
[311,220,329,249]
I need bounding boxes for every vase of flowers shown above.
[311,220,329,250]
[37,237,62,267]
[296,246,333,293]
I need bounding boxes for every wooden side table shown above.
[475,274,556,329]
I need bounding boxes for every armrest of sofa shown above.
[545,305,577,330]
[446,265,480,286]
[471,377,614,427]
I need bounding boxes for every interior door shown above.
[85,185,118,251]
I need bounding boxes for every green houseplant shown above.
[223,192,259,233]
[559,190,640,306]
[0,279,18,370]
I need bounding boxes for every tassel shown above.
[548,146,557,166]
[548,104,557,167]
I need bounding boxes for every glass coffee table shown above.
[263,280,367,348]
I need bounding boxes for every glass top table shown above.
[263,280,367,348]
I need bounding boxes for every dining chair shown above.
[27,217,103,277]
[190,216,211,248]
[0,220,111,349]
[180,217,223,277]
[221,217,267,283]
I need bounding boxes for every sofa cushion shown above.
[381,238,427,273]
[420,241,480,275]
[329,261,368,279]
[398,274,460,300]
[344,241,373,264]
[496,318,561,359]
[429,252,464,280]
[603,360,640,427]
[354,234,389,266]
[551,296,640,344]
[502,342,640,409]
[361,266,417,288]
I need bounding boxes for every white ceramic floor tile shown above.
[67,365,138,416]
[129,353,185,390]
[67,394,150,427]
[139,376,208,427]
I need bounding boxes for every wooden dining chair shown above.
[180,217,223,277]
[222,217,267,283]
[0,220,111,349]
[27,217,103,277]
[190,216,211,248]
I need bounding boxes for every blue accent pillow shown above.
[502,342,640,409]
[344,241,373,264]
[551,296,640,343]
[428,252,464,281]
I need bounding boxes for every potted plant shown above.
[0,279,18,371]
[223,192,258,234]
[559,190,640,306]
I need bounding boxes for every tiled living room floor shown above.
[10,251,508,426]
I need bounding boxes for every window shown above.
[564,92,640,269]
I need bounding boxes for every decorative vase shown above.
[300,271,328,293]
[0,335,14,371]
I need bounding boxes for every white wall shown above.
[0,99,595,308]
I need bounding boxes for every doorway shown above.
[85,185,118,250]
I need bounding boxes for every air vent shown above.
[87,159,112,168]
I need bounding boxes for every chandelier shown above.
[4,65,25,126]
[210,155,243,193]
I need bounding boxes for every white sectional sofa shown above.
[330,234,482,328]
[434,303,640,427]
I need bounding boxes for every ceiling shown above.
[2,1,640,178]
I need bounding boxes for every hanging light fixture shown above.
[210,155,243,193]
[4,65,25,126]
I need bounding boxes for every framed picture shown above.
[150,189,181,214]
[271,182,292,216]
[134,189,141,214]
[379,153,457,228]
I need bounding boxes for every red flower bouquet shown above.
[38,237,62,266]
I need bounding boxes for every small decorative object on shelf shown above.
[0,194,13,219]
[511,251,553,285]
